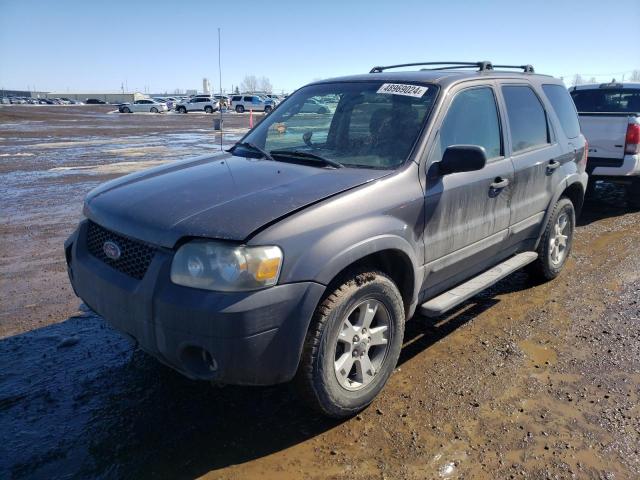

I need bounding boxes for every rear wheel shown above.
[177,106,187,114]
[296,270,405,418]
[205,106,213,114]
[236,105,245,113]
[264,105,273,114]
[528,197,575,281]
[626,179,640,210]
[122,107,131,114]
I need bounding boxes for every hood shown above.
[84,153,390,248]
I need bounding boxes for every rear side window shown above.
[437,87,502,160]
[232,96,241,101]
[570,88,640,113]
[542,84,580,139]
[502,86,549,153]
[243,96,252,101]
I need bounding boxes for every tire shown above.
[527,197,575,281]
[122,107,131,114]
[177,106,186,114]
[626,179,640,210]
[150,107,158,113]
[264,105,273,114]
[236,105,244,113]
[205,106,213,114]
[296,270,405,418]
[317,107,328,114]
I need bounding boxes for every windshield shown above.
[239,81,438,169]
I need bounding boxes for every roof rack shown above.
[369,61,493,73]
[492,64,535,73]
[369,61,535,74]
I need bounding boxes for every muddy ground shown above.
[0,106,638,479]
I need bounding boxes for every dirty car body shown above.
[66,62,588,415]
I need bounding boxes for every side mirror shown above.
[439,145,487,175]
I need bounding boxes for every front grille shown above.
[86,221,156,280]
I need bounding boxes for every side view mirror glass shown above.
[439,145,487,175]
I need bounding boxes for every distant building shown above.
[185,89,197,95]
[47,92,147,103]
[1,89,50,98]
[202,78,211,94]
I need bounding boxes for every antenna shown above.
[218,27,223,151]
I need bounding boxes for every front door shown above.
[422,84,513,294]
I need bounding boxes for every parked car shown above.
[65,61,587,418]
[230,95,274,113]
[0,97,10,104]
[119,99,169,114]
[300,97,332,114]
[265,94,283,104]
[85,98,106,104]
[569,81,640,208]
[213,95,230,108]
[175,96,219,114]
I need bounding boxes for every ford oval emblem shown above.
[103,241,121,260]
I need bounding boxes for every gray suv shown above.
[65,61,588,418]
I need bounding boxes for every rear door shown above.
[499,83,565,244]
[422,83,514,290]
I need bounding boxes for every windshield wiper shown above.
[269,149,343,169]
[229,142,273,160]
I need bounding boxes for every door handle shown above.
[490,177,510,190]
[547,159,561,171]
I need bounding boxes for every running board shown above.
[419,252,538,318]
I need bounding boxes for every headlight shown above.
[170,241,283,291]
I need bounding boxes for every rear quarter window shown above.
[542,84,580,139]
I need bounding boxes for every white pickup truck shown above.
[569,82,640,208]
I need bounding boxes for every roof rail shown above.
[369,61,494,74]
[492,64,535,73]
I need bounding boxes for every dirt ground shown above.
[1,106,639,479]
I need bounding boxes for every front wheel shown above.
[150,107,158,113]
[235,105,245,113]
[122,107,131,114]
[264,105,273,114]
[528,197,575,281]
[296,270,405,418]
[204,106,213,114]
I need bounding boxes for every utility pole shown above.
[218,27,224,151]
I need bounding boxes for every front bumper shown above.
[65,221,325,385]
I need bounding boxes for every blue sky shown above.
[1,0,638,94]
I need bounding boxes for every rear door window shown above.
[436,86,502,160]
[570,88,640,113]
[502,86,549,153]
[542,84,580,139]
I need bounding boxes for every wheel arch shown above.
[313,237,421,320]
[534,177,585,250]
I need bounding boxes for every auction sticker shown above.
[377,83,428,98]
